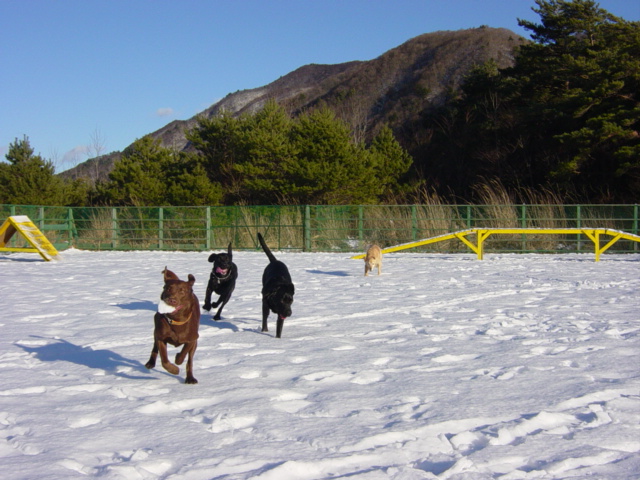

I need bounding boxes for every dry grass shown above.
[33,183,635,253]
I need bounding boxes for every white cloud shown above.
[156,107,175,117]
[62,145,90,166]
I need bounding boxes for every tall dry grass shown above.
[75,209,115,249]
[63,182,631,253]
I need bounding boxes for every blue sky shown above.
[1,0,638,172]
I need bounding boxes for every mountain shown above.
[62,27,525,183]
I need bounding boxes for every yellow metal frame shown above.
[351,228,640,262]
[0,216,60,261]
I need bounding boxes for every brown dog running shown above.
[145,267,201,384]
[364,244,382,276]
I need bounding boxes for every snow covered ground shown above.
[1,248,639,479]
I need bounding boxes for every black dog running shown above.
[202,242,238,320]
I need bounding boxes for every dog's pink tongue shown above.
[216,267,228,275]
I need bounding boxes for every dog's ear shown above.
[208,253,218,263]
[227,242,233,259]
[187,274,196,286]
[163,268,179,282]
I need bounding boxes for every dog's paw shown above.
[213,313,222,321]
[185,376,198,384]
[202,303,211,311]
[162,362,179,375]
[144,360,155,370]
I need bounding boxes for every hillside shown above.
[62,27,524,183]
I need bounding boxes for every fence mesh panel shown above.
[1,204,638,254]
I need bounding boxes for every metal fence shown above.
[1,204,639,254]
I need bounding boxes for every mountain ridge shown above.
[63,27,524,183]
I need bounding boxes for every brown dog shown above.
[364,244,382,276]
[145,267,201,384]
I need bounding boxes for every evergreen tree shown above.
[0,136,71,205]
[287,107,379,204]
[420,0,639,202]
[165,156,223,206]
[96,137,168,205]
[369,125,413,200]
[186,111,244,200]
[187,102,414,205]
[514,0,640,198]
[94,136,219,206]
[234,100,296,203]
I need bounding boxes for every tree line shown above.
[2,0,638,206]
[414,0,639,203]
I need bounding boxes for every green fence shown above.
[1,204,639,254]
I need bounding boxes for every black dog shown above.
[257,233,294,338]
[202,242,238,320]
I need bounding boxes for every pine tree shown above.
[421,0,640,202]
[288,107,379,204]
[510,0,640,198]
[234,100,296,203]
[0,136,69,205]
[369,125,413,200]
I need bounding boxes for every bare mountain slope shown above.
[63,27,524,183]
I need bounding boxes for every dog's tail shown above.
[257,233,277,263]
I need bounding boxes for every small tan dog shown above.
[364,244,382,276]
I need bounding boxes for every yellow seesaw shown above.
[0,215,60,261]
[351,228,640,262]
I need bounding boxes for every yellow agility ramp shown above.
[0,215,61,261]
[351,228,640,262]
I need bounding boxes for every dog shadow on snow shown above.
[306,269,351,276]
[116,300,157,311]
[16,336,151,380]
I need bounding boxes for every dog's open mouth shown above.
[158,300,183,315]
[215,266,229,276]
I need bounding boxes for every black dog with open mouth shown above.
[257,233,294,338]
[202,242,238,320]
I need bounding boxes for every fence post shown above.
[634,204,638,252]
[411,205,418,241]
[38,206,44,230]
[111,208,118,249]
[158,207,164,250]
[521,204,526,252]
[304,205,311,252]
[577,205,582,252]
[206,206,211,250]
[67,208,75,245]
[358,206,364,243]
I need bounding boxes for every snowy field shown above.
[1,248,639,479]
